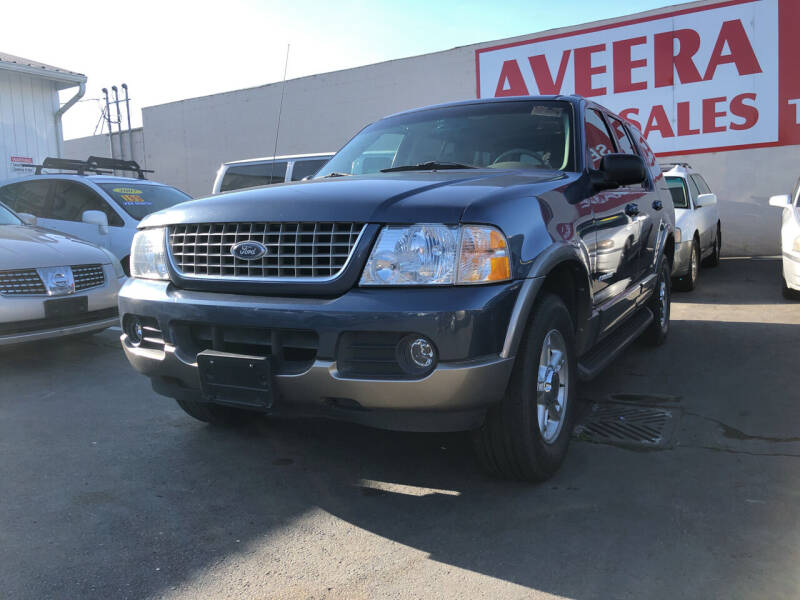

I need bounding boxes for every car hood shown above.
[141,170,570,227]
[0,225,110,270]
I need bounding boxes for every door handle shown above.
[652,200,663,211]
[625,203,640,216]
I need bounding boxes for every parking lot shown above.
[1,257,798,600]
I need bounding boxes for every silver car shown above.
[662,163,722,291]
[0,202,125,345]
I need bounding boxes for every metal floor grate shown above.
[574,403,675,448]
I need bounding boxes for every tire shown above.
[673,240,699,291]
[703,223,721,267]
[643,258,671,346]
[471,294,577,482]
[175,398,252,426]
[782,277,800,300]
[121,256,131,277]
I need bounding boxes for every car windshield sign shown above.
[317,100,574,177]
[98,183,191,220]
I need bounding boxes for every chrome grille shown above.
[168,222,365,280]
[0,269,46,296]
[73,264,105,291]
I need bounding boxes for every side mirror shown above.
[769,194,791,208]
[18,212,37,226]
[597,154,647,189]
[82,210,109,234]
[695,193,717,208]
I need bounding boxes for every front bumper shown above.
[671,239,693,277]
[0,268,124,346]
[782,251,800,290]
[119,278,522,431]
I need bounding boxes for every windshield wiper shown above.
[321,171,352,178]
[381,161,477,173]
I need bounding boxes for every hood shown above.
[0,225,110,270]
[141,170,570,227]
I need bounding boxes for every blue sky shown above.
[5,0,674,138]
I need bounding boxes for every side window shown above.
[0,181,52,216]
[290,159,329,181]
[51,181,124,226]
[607,116,636,155]
[625,123,659,182]
[220,161,288,192]
[691,175,711,195]
[793,177,800,206]
[585,109,616,169]
[686,176,701,202]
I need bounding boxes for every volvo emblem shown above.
[231,241,267,261]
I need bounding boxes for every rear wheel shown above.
[703,223,721,267]
[674,240,699,291]
[472,294,577,482]
[175,398,253,426]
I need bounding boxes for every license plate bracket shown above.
[44,296,88,319]
[197,350,273,409]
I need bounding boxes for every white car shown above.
[0,159,191,274]
[213,153,334,194]
[0,201,125,345]
[769,178,800,298]
[662,163,722,290]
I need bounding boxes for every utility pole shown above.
[122,83,134,163]
[112,86,124,161]
[102,88,114,159]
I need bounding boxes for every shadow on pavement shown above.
[1,259,799,599]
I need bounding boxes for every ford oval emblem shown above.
[231,241,267,261]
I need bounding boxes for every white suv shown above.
[0,161,191,275]
[769,177,800,298]
[662,163,722,291]
[212,153,334,194]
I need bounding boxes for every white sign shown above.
[9,155,34,174]
[475,0,800,155]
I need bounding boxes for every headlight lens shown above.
[99,247,125,278]
[130,228,169,280]
[360,224,510,286]
[793,235,800,253]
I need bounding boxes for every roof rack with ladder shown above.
[32,156,154,179]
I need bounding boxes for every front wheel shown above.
[673,240,698,291]
[471,294,577,482]
[643,258,671,346]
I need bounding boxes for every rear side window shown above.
[290,159,329,181]
[607,116,636,155]
[0,180,52,216]
[665,177,690,209]
[220,161,288,192]
[585,109,615,169]
[51,181,124,226]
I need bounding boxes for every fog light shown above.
[125,316,144,346]
[397,335,437,375]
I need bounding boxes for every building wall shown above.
[0,70,60,182]
[64,128,147,169]
[69,0,791,256]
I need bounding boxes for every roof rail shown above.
[659,162,692,170]
[32,156,154,179]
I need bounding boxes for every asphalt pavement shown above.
[1,257,798,599]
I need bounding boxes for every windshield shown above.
[0,202,22,225]
[316,100,574,177]
[97,183,191,220]
[666,177,690,209]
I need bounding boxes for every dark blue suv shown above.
[119,96,675,481]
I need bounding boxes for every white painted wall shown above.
[0,71,60,182]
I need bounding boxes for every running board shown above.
[577,307,654,381]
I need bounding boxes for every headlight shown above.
[99,247,125,278]
[130,228,169,280]
[360,224,510,286]
[793,235,800,253]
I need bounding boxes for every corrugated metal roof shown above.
[0,52,86,87]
